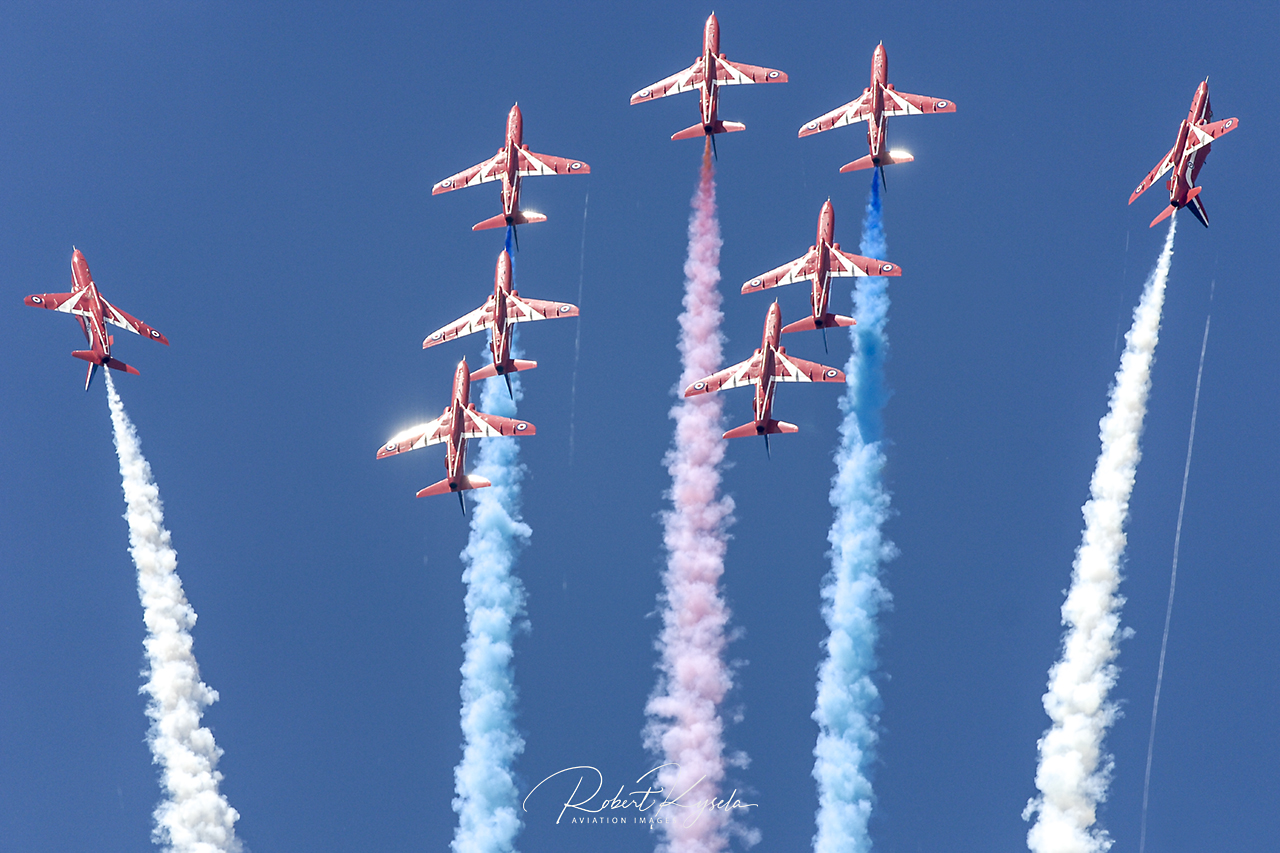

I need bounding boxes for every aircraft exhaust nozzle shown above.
[470,359,538,381]
[723,419,799,440]
[416,475,492,499]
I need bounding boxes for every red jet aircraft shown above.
[24,248,169,391]
[684,302,844,454]
[799,42,955,185]
[432,104,589,243]
[423,249,579,397]
[629,12,786,154]
[1129,78,1238,228]
[740,200,900,350]
[377,358,535,513]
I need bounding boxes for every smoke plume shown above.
[812,174,895,853]
[104,372,243,853]
[645,141,739,853]
[1024,218,1177,853]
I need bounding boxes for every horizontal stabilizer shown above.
[471,359,538,380]
[416,475,491,499]
[1149,204,1176,228]
[723,418,799,440]
[782,313,856,334]
[671,120,747,141]
[839,150,912,173]
[472,210,548,231]
[105,357,139,376]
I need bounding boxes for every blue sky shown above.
[2,2,1278,851]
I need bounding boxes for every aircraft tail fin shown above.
[416,474,492,499]
[782,313,856,335]
[83,361,97,392]
[723,418,799,440]
[470,359,537,381]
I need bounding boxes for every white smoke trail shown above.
[451,349,532,853]
[568,189,589,465]
[104,372,242,853]
[1137,305,1211,853]
[812,176,894,853]
[1024,218,1177,853]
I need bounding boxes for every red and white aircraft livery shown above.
[431,104,589,238]
[1129,78,1238,228]
[423,249,579,397]
[24,248,169,391]
[740,199,899,349]
[629,12,786,150]
[684,302,844,454]
[377,358,535,513]
[799,42,955,183]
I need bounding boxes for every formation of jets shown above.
[1129,78,1238,228]
[24,249,169,391]
[20,13,1240,505]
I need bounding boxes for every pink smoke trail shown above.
[645,141,741,853]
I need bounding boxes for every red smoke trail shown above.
[645,140,740,853]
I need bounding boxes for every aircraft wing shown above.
[100,296,169,344]
[881,89,956,117]
[433,151,507,194]
[24,291,90,316]
[740,249,819,294]
[516,149,590,178]
[829,247,901,278]
[630,59,706,104]
[1184,117,1239,157]
[713,57,786,86]
[799,90,873,137]
[505,294,579,323]
[378,410,452,458]
[684,352,761,396]
[423,299,495,349]
[1129,143,1178,204]
[461,408,535,439]
[773,352,844,384]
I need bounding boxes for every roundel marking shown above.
[881,263,893,271]
[768,71,779,79]
[32,296,43,304]
[516,422,528,431]
[807,121,818,130]
[825,369,839,378]
[750,279,762,288]
[570,162,582,170]
[385,441,396,451]
[559,305,572,313]
[693,381,706,390]
[441,179,453,188]
[937,100,948,108]
[431,332,442,340]
[1224,119,1233,127]
[150,329,161,338]
[640,89,651,97]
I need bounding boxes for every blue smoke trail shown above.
[451,294,532,853]
[812,174,896,853]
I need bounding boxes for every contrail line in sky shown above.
[451,236,532,853]
[812,174,895,853]
[645,140,741,853]
[1137,304,1211,853]
[104,372,243,853]
[1024,218,1177,853]
[569,188,589,465]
